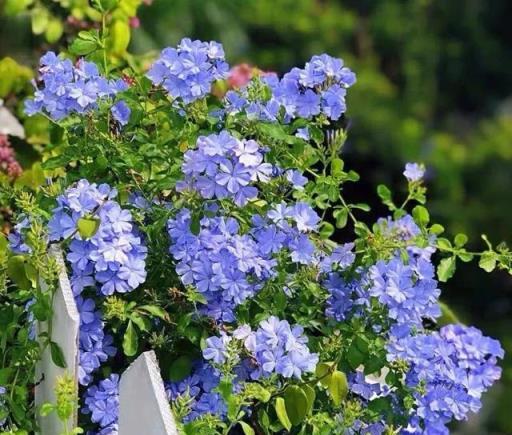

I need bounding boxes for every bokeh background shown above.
[1,1,511,433]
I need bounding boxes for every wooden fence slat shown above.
[35,246,80,434]
[118,351,179,435]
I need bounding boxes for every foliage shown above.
[0,6,510,432]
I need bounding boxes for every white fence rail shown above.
[35,248,178,434]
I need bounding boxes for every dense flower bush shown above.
[1,13,511,434]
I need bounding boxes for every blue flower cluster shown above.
[177,131,274,206]
[48,179,147,296]
[48,180,146,386]
[8,216,32,254]
[25,52,126,120]
[387,324,504,433]
[367,255,441,336]
[224,53,355,123]
[166,361,226,423]
[203,316,318,380]
[147,38,228,104]
[167,201,321,321]
[82,374,119,434]
[76,296,116,386]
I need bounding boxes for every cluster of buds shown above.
[0,135,22,178]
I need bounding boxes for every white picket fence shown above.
[35,247,179,434]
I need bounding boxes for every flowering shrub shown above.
[1,12,511,434]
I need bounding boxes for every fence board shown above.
[35,246,80,434]
[119,351,178,435]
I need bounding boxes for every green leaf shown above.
[50,341,67,368]
[301,384,316,414]
[0,368,14,384]
[24,262,38,288]
[4,0,34,15]
[31,7,49,34]
[168,355,193,382]
[45,17,64,43]
[40,402,55,417]
[436,238,452,250]
[274,397,291,431]
[109,20,131,56]
[69,38,98,56]
[239,421,255,435]
[319,222,334,239]
[351,203,370,212]
[77,216,100,239]
[437,256,456,282]
[139,305,169,321]
[454,233,468,247]
[122,320,138,357]
[331,158,344,176]
[284,385,308,426]
[190,212,201,235]
[7,255,31,289]
[334,208,348,229]
[327,371,348,406]
[479,251,497,273]
[412,205,429,226]
[377,184,391,201]
[315,361,335,387]
[430,224,445,235]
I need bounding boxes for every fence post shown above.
[118,350,179,435]
[35,246,80,434]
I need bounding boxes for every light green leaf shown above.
[45,18,64,43]
[239,421,255,435]
[39,403,55,417]
[319,222,334,239]
[454,233,468,247]
[77,216,101,239]
[122,320,138,357]
[437,256,456,282]
[328,371,348,406]
[139,305,169,321]
[274,397,291,431]
[31,7,49,35]
[479,251,497,273]
[412,205,430,226]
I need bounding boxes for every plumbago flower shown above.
[24,51,128,120]
[4,36,507,435]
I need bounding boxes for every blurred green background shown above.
[1,0,511,433]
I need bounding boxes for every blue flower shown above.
[403,162,425,182]
[25,52,123,120]
[83,375,120,430]
[111,100,131,126]
[147,38,229,104]
[288,202,320,232]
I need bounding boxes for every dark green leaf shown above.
[168,355,193,382]
[284,385,308,426]
[50,341,67,368]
